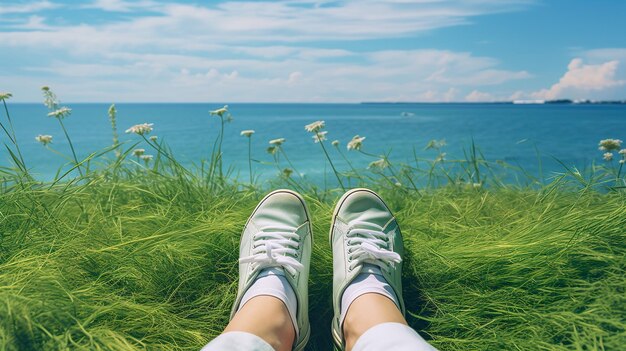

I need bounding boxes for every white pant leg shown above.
[352,322,439,351]
[201,331,275,351]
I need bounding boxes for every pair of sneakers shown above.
[230,188,405,350]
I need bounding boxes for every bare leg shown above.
[224,295,295,351]
[342,293,407,351]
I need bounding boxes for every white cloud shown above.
[465,90,495,102]
[9,15,49,30]
[532,58,625,100]
[4,48,531,102]
[581,48,626,63]
[287,72,303,84]
[82,0,157,12]
[0,1,535,49]
[0,1,58,15]
[0,0,536,102]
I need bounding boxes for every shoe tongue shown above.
[361,263,383,276]
[258,267,286,278]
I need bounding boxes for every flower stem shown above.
[248,137,253,184]
[58,118,83,177]
[318,135,345,191]
[279,146,304,181]
[2,99,28,173]
[337,146,361,183]
[218,116,225,179]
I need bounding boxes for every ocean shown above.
[3,103,625,184]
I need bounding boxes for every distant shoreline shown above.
[361,99,626,105]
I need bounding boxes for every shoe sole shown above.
[328,188,393,349]
[245,189,312,351]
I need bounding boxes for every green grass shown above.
[1,176,624,350]
[1,93,625,350]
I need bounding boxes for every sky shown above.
[1,0,625,103]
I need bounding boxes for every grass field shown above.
[1,93,625,350]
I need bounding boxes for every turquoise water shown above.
[3,103,625,183]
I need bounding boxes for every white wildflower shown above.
[241,130,255,137]
[347,135,365,151]
[619,149,626,156]
[368,158,389,170]
[332,140,339,147]
[0,92,12,100]
[41,86,58,109]
[282,168,293,178]
[598,139,622,151]
[210,105,229,117]
[304,120,325,133]
[620,159,625,164]
[435,152,447,162]
[132,148,145,157]
[603,152,613,161]
[35,134,52,145]
[269,138,285,146]
[47,107,72,119]
[426,139,446,150]
[313,131,327,143]
[108,104,116,118]
[125,123,154,135]
[150,136,158,142]
[140,154,153,162]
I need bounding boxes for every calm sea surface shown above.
[3,103,625,183]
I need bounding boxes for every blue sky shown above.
[1,0,625,102]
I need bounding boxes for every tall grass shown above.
[0,90,625,350]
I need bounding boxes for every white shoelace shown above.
[239,225,303,276]
[346,220,402,272]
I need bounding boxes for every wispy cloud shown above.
[0,0,539,101]
[81,0,157,12]
[0,1,59,15]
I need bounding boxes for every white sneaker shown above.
[230,189,312,351]
[329,188,405,349]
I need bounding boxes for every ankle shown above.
[225,296,295,351]
[342,293,407,350]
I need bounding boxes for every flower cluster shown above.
[141,155,153,163]
[210,105,229,117]
[368,158,389,170]
[241,130,255,137]
[47,107,72,119]
[598,139,622,151]
[41,86,59,110]
[304,120,325,133]
[132,148,145,157]
[347,135,365,151]
[0,92,12,101]
[269,138,285,146]
[125,123,154,135]
[425,139,446,150]
[598,138,624,163]
[282,168,293,178]
[313,131,327,143]
[35,134,53,145]
[435,152,447,163]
